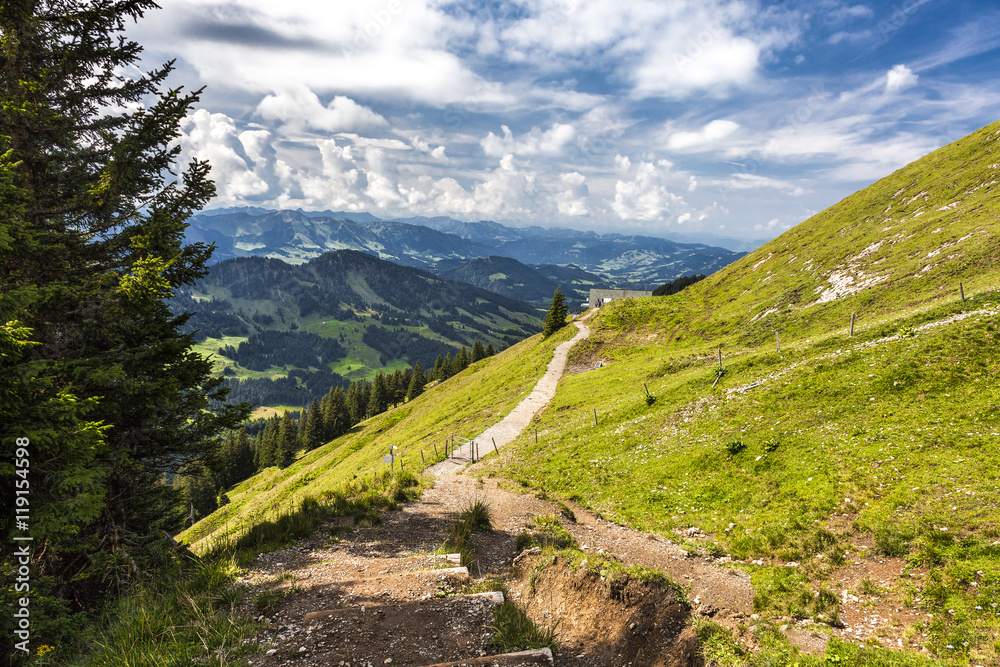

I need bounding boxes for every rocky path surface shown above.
[242,313,756,666]
[429,315,593,477]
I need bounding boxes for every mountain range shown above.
[175,250,544,406]
[185,208,747,293]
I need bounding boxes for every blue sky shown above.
[132,0,1000,241]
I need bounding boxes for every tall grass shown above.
[81,558,255,667]
[78,470,424,666]
[440,499,494,568]
[202,469,422,559]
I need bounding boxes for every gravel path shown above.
[428,314,593,477]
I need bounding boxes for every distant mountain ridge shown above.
[186,208,747,289]
[175,249,544,404]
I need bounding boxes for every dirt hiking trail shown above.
[240,314,755,666]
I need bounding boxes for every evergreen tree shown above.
[233,428,255,483]
[215,430,237,488]
[543,287,569,337]
[347,381,371,423]
[0,0,248,627]
[393,369,408,406]
[323,386,350,438]
[253,430,264,470]
[359,381,372,416]
[442,352,454,380]
[258,417,279,469]
[278,411,297,467]
[472,340,486,363]
[178,466,218,527]
[297,405,308,442]
[433,354,445,380]
[485,342,496,357]
[368,372,390,416]
[304,397,324,450]
[456,346,470,372]
[405,362,425,402]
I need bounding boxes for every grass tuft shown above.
[458,498,494,532]
[488,602,558,654]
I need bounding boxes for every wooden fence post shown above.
[776,332,780,353]
[850,312,856,337]
[718,346,723,368]
[492,437,498,454]
[960,282,965,302]
[593,408,598,426]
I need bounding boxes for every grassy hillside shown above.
[593,121,1000,357]
[180,122,1000,664]
[478,120,1000,664]
[178,322,579,553]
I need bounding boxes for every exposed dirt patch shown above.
[510,552,702,667]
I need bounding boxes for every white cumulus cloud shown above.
[611,159,685,221]
[667,119,741,150]
[179,109,273,200]
[885,64,918,93]
[481,123,577,157]
[256,87,388,133]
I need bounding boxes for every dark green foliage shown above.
[304,397,325,450]
[367,372,391,417]
[405,362,426,401]
[725,439,747,455]
[212,428,255,490]
[277,411,297,467]
[455,345,470,372]
[346,381,368,424]
[0,0,248,654]
[542,287,569,337]
[221,367,348,407]
[256,417,279,469]
[322,386,351,439]
[652,273,706,297]
[362,325,454,370]
[177,466,219,527]
[219,329,345,371]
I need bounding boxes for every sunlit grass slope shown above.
[178,322,578,553]
[594,121,1000,355]
[480,121,1000,664]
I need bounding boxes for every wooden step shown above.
[419,647,555,667]
[316,564,470,588]
[304,590,503,622]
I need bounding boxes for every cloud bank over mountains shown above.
[136,0,1000,239]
